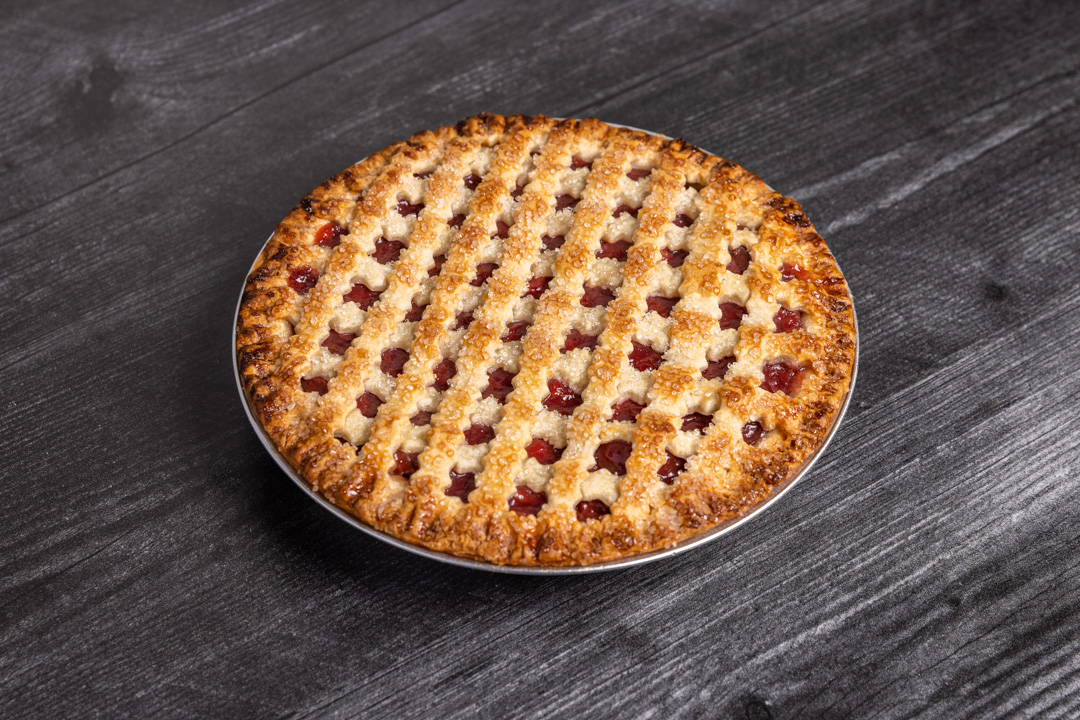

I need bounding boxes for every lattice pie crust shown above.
[236,114,855,566]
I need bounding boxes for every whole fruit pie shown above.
[235,113,856,567]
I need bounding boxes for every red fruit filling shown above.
[464,423,495,445]
[661,248,688,267]
[321,329,356,356]
[610,398,644,422]
[397,199,424,216]
[453,312,473,330]
[391,450,419,478]
[502,321,529,342]
[613,203,639,218]
[719,302,747,330]
[629,341,663,372]
[681,413,712,432]
[627,167,651,180]
[646,295,677,318]
[543,378,581,415]
[405,302,425,322]
[481,368,515,403]
[542,234,565,251]
[448,213,466,228]
[581,284,615,307]
[356,392,383,418]
[597,238,632,260]
[571,156,591,169]
[463,173,481,189]
[761,360,803,395]
[555,194,579,211]
[526,438,563,465]
[315,222,348,248]
[410,410,432,426]
[657,452,686,485]
[509,485,546,516]
[563,329,598,353]
[380,347,409,376]
[742,421,764,446]
[703,355,736,380]
[780,263,809,282]
[511,184,525,199]
[288,265,319,294]
[301,376,328,395]
[471,262,497,286]
[373,237,405,265]
[727,246,750,275]
[446,470,476,501]
[429,254,446,277]
[523,276,551,299]
[576,499,610,522]
[773,307,802,333]
[593,440,632,475]
[343,283,379,309]
[673,213,693,228]
[432,358,456,392]
[493,220,509,239]
[413,170,433,179]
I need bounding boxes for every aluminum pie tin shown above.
[232,129,859,575]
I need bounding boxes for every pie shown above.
[236,113,856,566]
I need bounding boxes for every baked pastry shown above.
[236,113,855,566]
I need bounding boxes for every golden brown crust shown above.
[236,113,856,566]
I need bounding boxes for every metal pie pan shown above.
[232,124,859,574]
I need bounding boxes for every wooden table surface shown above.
[3,0,1078,717]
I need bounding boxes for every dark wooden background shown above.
[2,0,1078,717]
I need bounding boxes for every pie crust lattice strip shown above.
[235,114,856,567]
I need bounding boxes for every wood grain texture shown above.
[1,0,1078,717]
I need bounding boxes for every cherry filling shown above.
[543,378,582,415]
[397,199,424,216]
[301,376,329,395]
[511,184,525,199]
[629,341,663,372]
[380,347,409,376]
[646,295,677,318]
[373,237,405,264]
[661,248,688,267]
[315,222,348,248]
[453,312,473,331]
[593,440,632,475]
[657,452,686,485]
[523,276,551,299]
[761,360,803,396]
[742,421,764,446]
[703,355,736,380]
[464,423,495,445]
[526,438,563,465]
[780,263,809,282]
[673,213,694,228]
[563,329,598,353]
[429,254,446,277]
[627,167,651,180]
[555,194,579,211]
[613,203,639,218]
[414,170,433,179]
[391,450,419,478]
[405,302,425,322]
[576,499,610,522]
[410,410,432,426]
[463,173,482,189]
[356,392,383,418]
[727,246,750,275]
[314,327,353,354]
[581,285,615,308]
[610,398,644,422]
[448,214,466,228]
[471,262,497,287]
[288,265,319,294]
[432,358,456,391]
[494,220,510,239]
[597,238,632,260]
[773,307,802,333]
[571,155,591,169]
[481,368,515,403]
[343,283,380,309]
[509,485,546,516]
[542,234,565,251]
[502,321,529,342]
[681,413,712,433]
[446,469,476,501]
[719,302,747,330]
